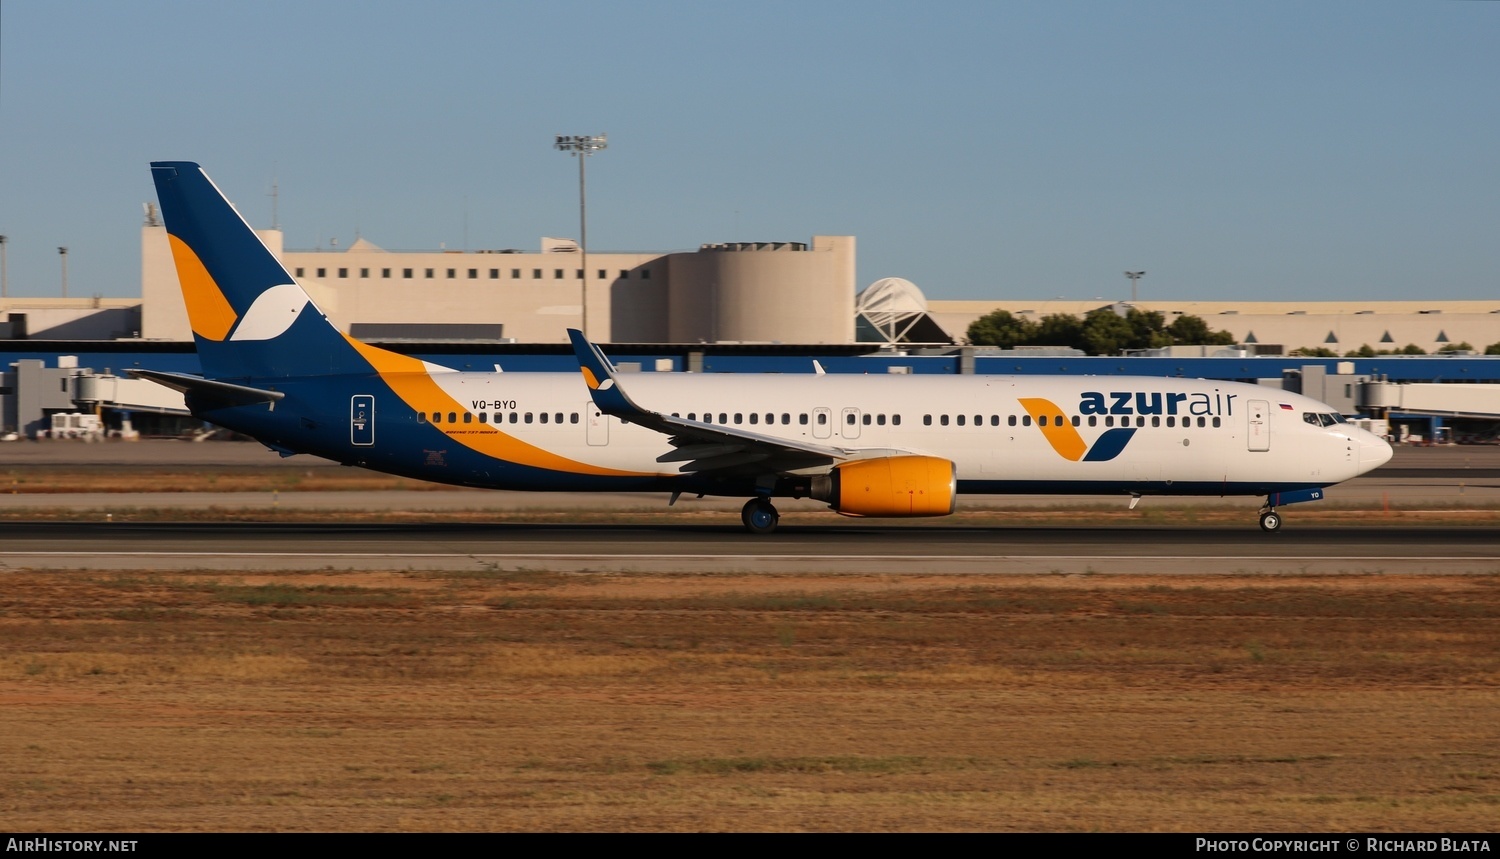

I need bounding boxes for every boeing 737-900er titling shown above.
[135,161,1394,534]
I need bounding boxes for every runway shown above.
[5,520,1499,575]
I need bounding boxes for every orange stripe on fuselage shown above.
[1018,397,1087,461]
[341,334,653,477]
[167,234,238,341]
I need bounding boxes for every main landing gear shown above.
[1258,508,1283,533]
[741,498,780,535]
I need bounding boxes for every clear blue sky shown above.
[1,0,1496,303]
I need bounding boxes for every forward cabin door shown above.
[586,402,609,446]
[1247,399,1270,451]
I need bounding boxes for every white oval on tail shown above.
[229,283,318,341]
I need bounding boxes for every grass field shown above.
[2,567,1496,831]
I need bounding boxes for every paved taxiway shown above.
[4,520,1498,575]
[3,441,1499,574]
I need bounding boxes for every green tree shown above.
[1395,344,1427,355]
[1124,308,1172,350]
[1031,313,1085,349]
[1291,347,1338,357]
[1345,344,1377,358]
[1485,342,1500,356]
[1438,341,1474,353]
[1166,314,1237,346]
[1079,309,1136,355]
[966,310,1036,348]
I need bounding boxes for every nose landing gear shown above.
[1258,508,1282,533]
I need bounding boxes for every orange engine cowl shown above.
[811,455,957,518]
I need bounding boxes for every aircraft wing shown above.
[568,329,900,473]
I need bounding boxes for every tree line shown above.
[968,308,1500,357]
[965,308,1235,356]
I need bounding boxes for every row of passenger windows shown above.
[294,266,652,281]
[420,411,580,425]
[925,413,1222,429]
[667,412,900,427]
[418,409,1223,430]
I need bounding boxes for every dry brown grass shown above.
[1,568,1496,831]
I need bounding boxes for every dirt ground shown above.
[2,567,1496,832]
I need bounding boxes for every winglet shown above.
[567,328,642,417]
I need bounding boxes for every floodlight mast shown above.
[1125,271,1146,303]
[554,134,608,339]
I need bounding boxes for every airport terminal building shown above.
[1,213,1498,442]
[0,215,1493,356]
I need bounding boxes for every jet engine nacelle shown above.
[810,455,957,517]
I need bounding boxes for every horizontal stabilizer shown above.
[127,369,285,406]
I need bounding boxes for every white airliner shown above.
[136,161,1394,534]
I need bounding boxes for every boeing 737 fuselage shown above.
[136,162,1394,534]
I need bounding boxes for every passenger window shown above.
[923,415,932,426]
[1022,415,1032,427]
[1137,416,1146,427]
[479,413,488,424]
[957,415,966,426]
[1165,416,1174,427]
[1071,415,1080,427]
[1197,416,1205,428]
[734,413,743,424]
[524,413,533,424]
[877,414,886,426]
[1151,416,1160,427]
[1008,415,1017,427]
[750,413,759,425]
[1088,416,1097,427]
[817,413,827,425]
[555,413,563,424]
[892,415,901,426]
[509,412,518,424]
[463,413,472,424]
[1212,416,1221,428]
[448,412,457,423]
[990,415,999,426]
[846,413,856,425]
[766,413,774,424]
[863,414,872,425]
[799,414,809,425]
[940,415,950,426]
[417,412,427,424]
[781,414,791,425]
[720,413,729,424]
[1105,416,1114,427]
[1036,415,1046,427]
[570,413,579,424]
[539,413,548,424]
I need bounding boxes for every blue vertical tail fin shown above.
[149,161,368,380]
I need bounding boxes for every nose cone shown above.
[1357,429,1393,474]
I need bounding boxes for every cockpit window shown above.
[1304,412,1320,426]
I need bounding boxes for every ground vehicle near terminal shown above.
[136,161,1393,534]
